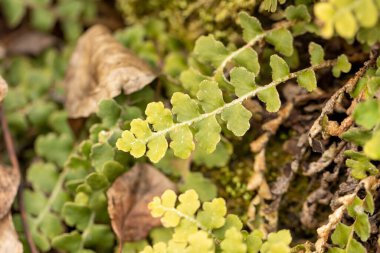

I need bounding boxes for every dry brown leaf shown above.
[0,164,22,253]
[0,75,8,102]
[107,163,176,244]
[0,28,56,58]
[64,24,156,118]
[0,164,20,219]
[0,213,23,253]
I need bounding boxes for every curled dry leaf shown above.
[0,28,56,58]
[0,75,8,102]
[64,24,156,118]
[0,164,20,219]
[107,163,176,244]
[0,164,22,253]
[0,213,23,253]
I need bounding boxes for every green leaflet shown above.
[52,232,82,252]
[180,172,217,202]
[145,102,174,131]
[331,223,351,248]
[261,230,291,253]
[261,0,286,12]
[257,87,281,112]
[90,143,115,172]
[329,192,374,253]
[85,172,109,191]
[347,239,366,253]
[97,100,121,128]
[1,0,25,27]
[354,213,370,241]
[146,190,295,253]
[246,231,263,253]
[364,130,380,160]
[197,80,225,112]
[345,156,378,179]
[270,54,290,80]
[31,6,55,32]
[353,0,378,28]
[214,214,243,240]
[333,55,351,77]
[335,10,357,39]
[238,12,263,42]
[171,92,200,122]
[194,115,221,153]
[233,47,260,75]
[314,0,378,39]
[364,192,375,214]
[147,135,168,163]
[265,28,294,57]
[177,190,201,216]
[221,103,252,136]
[193,141,232,168]
[309,42,325,66]
[130,118,152,139]
[220,228,247,253]
[353,98,380,129]
[194,35,230,68]
[27,162,59,193]
[35,133,73,166]
[180,68,208,96]
[230,67,257,97]
[172,219,199,243]
[197,198,227,230]
[116,130,146,158]
[62,203,91,230]
[297,69,317,91]
[169,125,195,159]
[285,5,311,22]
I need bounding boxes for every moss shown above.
[117,0,256,44]
[201,159,254,222]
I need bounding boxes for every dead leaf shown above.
[0,28,56,58]
[0,164,20,219]
[0,213,23,253]
[107,163,176,244]
[64,24,156,118]
[0,75,8,102]
[0,164,22,253]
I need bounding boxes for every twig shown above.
[309,54,378,141]
[0,104,39,253]
[314,176,379,253]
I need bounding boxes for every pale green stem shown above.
[34,168,68,227]
[343,198,365,251]
[161,206,209,233]
[79,212,96,250]
[214,21,293,76]
[161,206,222,244]
[143,60,335,143]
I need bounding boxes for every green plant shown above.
[341,57,380,179]
[2,0,380,252]
[142,189,292,253]
[0,0,97,41]
[328,192,374,253]
[115,10,348,163]
[314,0,380,43]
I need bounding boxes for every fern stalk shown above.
[143,60,335,143]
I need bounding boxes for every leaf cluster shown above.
[0,0,97,41]
[342,57,380,179]
[328,192,374,253]
[143,189,292,253]
[314,0,380,43]
[116,9,346,163]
